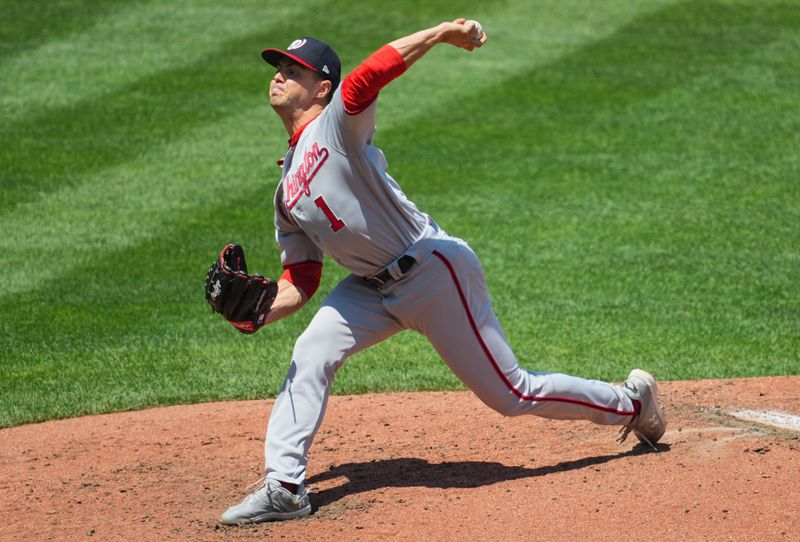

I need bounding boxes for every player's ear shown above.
[317,79,332,101]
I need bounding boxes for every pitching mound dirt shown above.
[1,377,798,541]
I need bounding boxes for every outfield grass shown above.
[1,0,798,428]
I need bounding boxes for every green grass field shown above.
[1,0,798,428]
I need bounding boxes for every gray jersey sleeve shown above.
[320,86,378,155]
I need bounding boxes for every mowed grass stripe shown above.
[367,0,673,127]
[0,0,330,121]
[0,0,152,61]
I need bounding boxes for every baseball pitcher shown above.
[205,18,666,524]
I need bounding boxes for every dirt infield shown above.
[1,377,798,541]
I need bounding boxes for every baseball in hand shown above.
[467,20,484,44]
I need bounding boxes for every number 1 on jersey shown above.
[314,196,346,232]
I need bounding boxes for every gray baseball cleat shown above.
[618,369,667,450]
[220,478,311,524]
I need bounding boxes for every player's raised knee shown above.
[478,394,529,417]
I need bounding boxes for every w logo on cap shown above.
[287,39,307,50]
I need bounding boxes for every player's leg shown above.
[264,275,403,483]
[220,274,403,524]
[386,235,639,426]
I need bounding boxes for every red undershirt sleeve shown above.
[280,261,323,300]
[341,44,407,115]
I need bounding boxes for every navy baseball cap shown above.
[262,37,341,91]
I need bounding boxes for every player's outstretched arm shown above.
[389,19,487,69]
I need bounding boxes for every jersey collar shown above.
[288,113,322,148]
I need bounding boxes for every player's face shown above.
[270,60,326,112]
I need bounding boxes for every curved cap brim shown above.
[261,48,318,73]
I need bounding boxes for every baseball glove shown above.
[204,244,278,334]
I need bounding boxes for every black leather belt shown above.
[364,255,416,288]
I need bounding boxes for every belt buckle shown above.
[364,274,385,288]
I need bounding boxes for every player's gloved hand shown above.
[204,244,278,334]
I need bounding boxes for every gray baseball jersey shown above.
[274,85,434,277]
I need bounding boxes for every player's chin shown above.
[269,95,288,110]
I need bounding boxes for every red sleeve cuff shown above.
[341,44,407,115]
[280,261,323,299]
